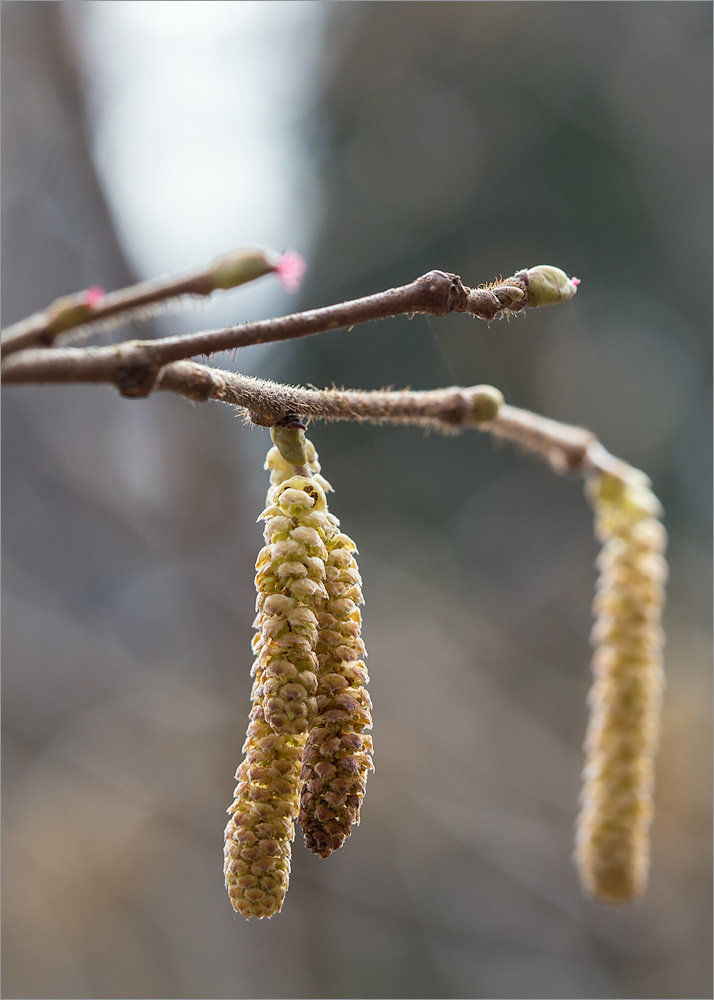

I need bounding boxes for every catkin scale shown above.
[575,473,667,905]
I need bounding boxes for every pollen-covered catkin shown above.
[224,476,333,918]
[226,428,373,916]
[575,473,667,905]
[255,479,332,735]
[223,699,302,918]
[299,528,374,857]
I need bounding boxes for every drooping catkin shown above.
[224,476,332,918]
[299,529,374,857]
[575,472,667,905]
[265,429,374,856]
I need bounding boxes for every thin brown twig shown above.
[0,247,304,357]
[3,260,630,484]
[1,268,527,363]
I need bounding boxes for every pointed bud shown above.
[46,288,107,335]
[207,248,276,290]
[520,265,580,307]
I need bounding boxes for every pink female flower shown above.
[274,251,307,294]
[84,286,105,308]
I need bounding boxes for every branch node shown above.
[115,344,162,399]
[415,270,469,315]
[463,287,502,321]
[247,410,274,428]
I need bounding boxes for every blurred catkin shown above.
[575,473,667,904]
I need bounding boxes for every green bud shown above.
[523,265,580,307]
[208,249,274,290]
[46,295,96,335]
[471,385,504,423]
[270,424,309,468]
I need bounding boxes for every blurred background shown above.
[2,3,711,998]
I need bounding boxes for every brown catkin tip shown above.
[299,528,374,858]
[575,473,667,905]
[223,697,303,919]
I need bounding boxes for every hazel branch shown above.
[0,247,307,357]
[183,372,655,489]
[1,348,644,489]
[1,264,579,363]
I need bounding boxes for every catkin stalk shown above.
[575,473,667,904]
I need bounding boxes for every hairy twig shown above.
[1,352,646,489]
[1,264,578,365]
[1,258,639,483]
[0,247,306,357]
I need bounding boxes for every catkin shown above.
[224,476,332,918]
[225,433,373,916]
[299,529,374,857]
[575,472,667,904]
[268,433,374,854]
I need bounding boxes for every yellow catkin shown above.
[223,704,303,918]
[575,473,667,904]
[255,481,331,736]
[225,435,373,915]
[299,529,374,857]
[224,476,333,918]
